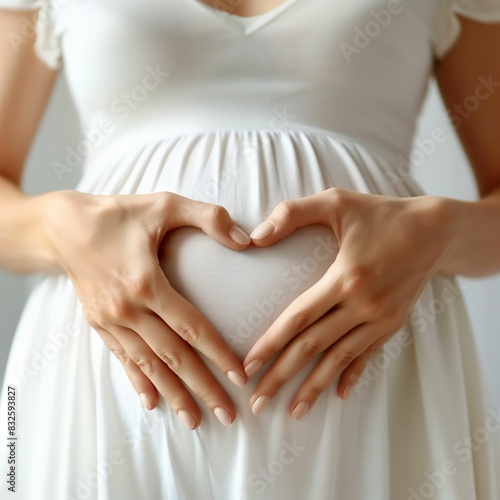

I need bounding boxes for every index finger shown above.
[150,269,247,389]
[242,263,343,376]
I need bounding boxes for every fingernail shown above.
[178,410,196,430]
[251,395,270,416]
[230,226,251,245]
[291,401,310,421]
[342,385,353,400]
[227,370,246,388]
[214,407,232,427]
[244,360,263,377]
[140,393,152,410]
[250,221,274,240]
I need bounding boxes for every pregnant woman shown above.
[1,0,499,498]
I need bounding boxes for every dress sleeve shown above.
[434,0,500,59]
[0,0,62,69]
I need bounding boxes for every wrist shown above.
[424,196,461,276]
[41,189,98,272]
[41,189,121,274]
[404,195,459,276]
[30,191,72,274]
[37,189,91,274]
[422,192,500,277]
[0,190,68,275]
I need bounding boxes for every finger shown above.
[249,190,336,246]
[116,314,237,428]
[243,269,345,376]
[150,270,247,390]
[96,327,159,411]
[247,307,358,414]
[164,192,251,249]
[114,324,202,429]
[287,323,388,420]
[337,332,394,400]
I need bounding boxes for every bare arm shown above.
[435,15,500,277]
[0,8,250,426]
[0,8,60,274]
[239,17,500,413]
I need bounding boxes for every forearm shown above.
[0,175,62,275]
[437,184,500,277]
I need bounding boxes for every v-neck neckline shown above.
[186,0,302,35]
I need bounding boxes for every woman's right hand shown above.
[41,189,251,430]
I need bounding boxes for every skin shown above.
[0,9,252,431]
[243,16,500,418]
[0,7,499,429]
[197,0,290,17]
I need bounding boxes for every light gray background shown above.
[0,74,499,405]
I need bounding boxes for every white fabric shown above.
[2,0,500,68]
[435,0,500,58]
[1,1,500,499]
[0,0,63,68]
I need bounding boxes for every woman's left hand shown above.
[243,188,455,420]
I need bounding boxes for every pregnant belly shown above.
[159,223,339,359]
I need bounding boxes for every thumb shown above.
[250,194,331,247]
[167,193,251,250]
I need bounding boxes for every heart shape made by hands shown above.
[159,223,339,359]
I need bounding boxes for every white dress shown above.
[1,0,500,499]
